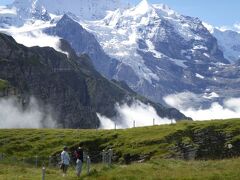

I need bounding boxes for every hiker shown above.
[75,147,84,177]
[61,146,70,177]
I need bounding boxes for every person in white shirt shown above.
[61,146,70,176]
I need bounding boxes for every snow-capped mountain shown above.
[82,0,236,103]
[0,0,50,27]
[203,22,240,63]
[92,0,226,64]
[94,0,226,62]
[1,0,240,109]
[39,0,130,20]
[213,29,240,63]
[0,0,129,27]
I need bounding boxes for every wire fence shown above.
[0,148,114,179]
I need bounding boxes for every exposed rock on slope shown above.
[212,29,240,63]
[0,33,186,128]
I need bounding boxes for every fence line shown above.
[0,149,114,177]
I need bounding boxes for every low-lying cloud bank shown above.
[164,92,240,120]
[0,97,56,128]
[97,100,174,129]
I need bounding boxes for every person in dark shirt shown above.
[75,147,83,177]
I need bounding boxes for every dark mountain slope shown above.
[0,33,187,128]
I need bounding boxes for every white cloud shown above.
[97,113,115,129]
[0,21,69,56]
[0,6,17,16]
[11,30,60,48]
[163,92,203,110]
[98,100,174,129]
[164,92,240,121]
[234,23,240,32]
[203,21,240,33]
[217,26,232,32]
[0,97,56,129]
[216,23,240,33]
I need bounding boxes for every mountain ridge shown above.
[0,32,187,128]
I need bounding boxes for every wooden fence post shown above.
[87,156,91,175]
[108,149,113,166]
[42,166,46,180]
[102,150,106,164]
[35,156,38,168]
[48,156,52,167]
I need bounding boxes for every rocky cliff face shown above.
[166,123,240,160]
[0,33,187,128]
[212,29,240,63]
[45,14,118,79]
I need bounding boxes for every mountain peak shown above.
[60,14,73,22]
[56,14,84,31]
[134,0,153,15]
[138,0,150,7]
[153,3,177,17]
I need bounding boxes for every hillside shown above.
[0,32,186,128]
[0,119,240,163]
[1,119,240,179]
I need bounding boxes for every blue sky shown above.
[133,0,239,27]
[0,0,239,27]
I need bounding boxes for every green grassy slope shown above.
[1,158,240,180]
[0,119,240,162]
[1,119,240,179]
